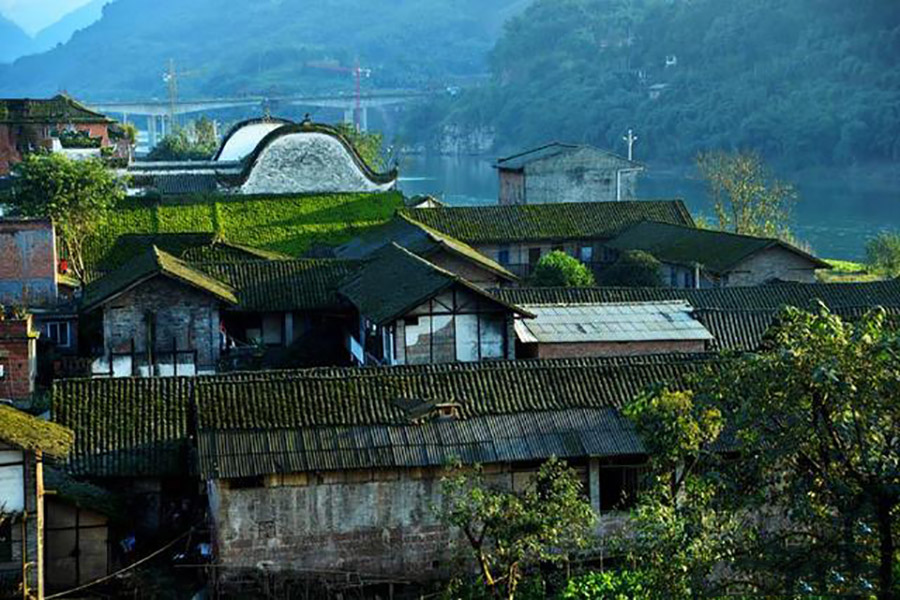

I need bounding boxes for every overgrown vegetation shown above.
[8,153,126,282]
[598,250,662,287]
[81,192,403,270]
[623,305,900,598]
[530,251,595,288]
[866,231,900,278]
[147,118,218,161]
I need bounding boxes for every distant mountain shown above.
[32,0,111,54]
[0,15,33,64]
[0,0,525,100]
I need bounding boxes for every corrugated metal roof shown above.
[197,408,644,479]
[515,301,713,344]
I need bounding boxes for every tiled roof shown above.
[515,301,714,344]
[148,173,220,195]
[82,246,239,311]
[0,95,113,124]
[195,259,360,312]
[52,355,713,477]
[0,405,74,459]
[339,243,530,325]
[492,281,900,312]
[495,142,640,171]
[197,408,641,479]
[335,214,516,280]
[399,201,695,245]
[606,221,830,273]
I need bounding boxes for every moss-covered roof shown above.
[0,405,74,459]
[195,259,361,311]
[606,221,831,273]
[44,468,126,521]
[0,95,113,124]
[81,246,239,311]
[339,243,530,325]
[399,200,695,245]
[335,214,516,280]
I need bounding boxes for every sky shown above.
[0,0,93,34]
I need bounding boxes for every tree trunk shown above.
[876,496,895,600]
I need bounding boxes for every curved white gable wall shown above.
[217,123,286,162]
[240,132,395,194]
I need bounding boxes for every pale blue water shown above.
[398,154,900,261]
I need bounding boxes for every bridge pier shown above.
[148,115,158,149]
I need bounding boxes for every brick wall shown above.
[0,125,19,176]
[102,277,221,371]
[0,317,37,400]
[0,219,58,307]
[534,339,707,359]
[523,148,639,204]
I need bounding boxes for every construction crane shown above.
[306,59,372,130]
[162,59,202,133]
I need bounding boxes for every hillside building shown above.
[495,142,643,205]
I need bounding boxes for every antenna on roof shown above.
[623,129,638,161]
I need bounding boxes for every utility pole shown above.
[623,129,638,161]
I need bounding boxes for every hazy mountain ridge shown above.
[32,0,111,55]
[0,0,524,100]
[0,14,32,63]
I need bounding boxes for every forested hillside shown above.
[0,15,32,63]
[407,0,900,167]
[0,0,524,99]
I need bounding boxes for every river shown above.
[397,154,900,262]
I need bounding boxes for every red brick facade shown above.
[0,122,111,175]
[0,317,37,400]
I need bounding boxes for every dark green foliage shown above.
[531,251,595,287]
[414,0,900,167]
[599,250,662,287]
[9,153,125,282]
[558,570,648,600]
[624,306,900,598]
[147,126,217,161]
[866,231,900,277]
[332,123,389,172]
[438,457,595,599]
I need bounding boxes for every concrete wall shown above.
[726,247,820,286]
[478,240,606,278]
[502,148,639,205]
[101,277,221,372]
[0,219,57,307]
[0,318,37,400]
[240,132,394,194]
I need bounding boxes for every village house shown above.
[495,142,643,205]
[0,404,74,600]
[604,221,830,286]
[0,312,39,401]
[398,200,696,278]
[126,119,398,196]
[0,95,116,176]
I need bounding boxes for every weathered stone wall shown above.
[726,247,820,286]
[240,132,395,195]
[523,148,640,204]
[534,339,707,359]
[101,277,221,371]
[499,170,525,205]
[0,219,57,307]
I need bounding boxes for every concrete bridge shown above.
[87,90,433,146]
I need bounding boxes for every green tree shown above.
[531,251,596,287]
[697,150,797,239]
[625,305,900,598]
[558,570,648,600]
[333,123,389,171]
[9,154,125,283]
[866,231,900,277]
[147,125,217,161]
[598,250,661,287]
[438,457,596,600]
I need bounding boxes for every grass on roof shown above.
[83,192,403,269]
[0,405,74,459]
[818,259,884,283]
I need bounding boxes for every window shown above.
[497,247,510,265]
[669,267,679,288]
[579,245,594,263]
[0,520,11,562]
[600,466,644,512]
[683,270,695,289]
[528,247,542,265]
[45,321,70,348]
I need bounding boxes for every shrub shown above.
[865,231,900,277]
[599,250,662,287]
[558,570,648,600]
[531,251,595,287]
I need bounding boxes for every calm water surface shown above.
[398,154,900,262]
